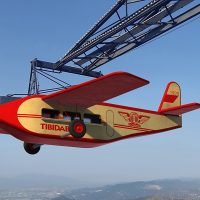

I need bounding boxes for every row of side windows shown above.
[42,109,101,124]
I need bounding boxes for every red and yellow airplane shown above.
[0,72,199,154]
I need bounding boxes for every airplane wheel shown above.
[24,142,41,155]
[69,120,86,138]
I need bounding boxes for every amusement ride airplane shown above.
[0,0,199,154]
[0,72,199,154]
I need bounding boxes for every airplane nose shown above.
[0,96,20,123]
[0,105,7,123]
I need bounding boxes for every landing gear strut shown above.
[24,142,41,155]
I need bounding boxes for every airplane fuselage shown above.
[0,96,182,148]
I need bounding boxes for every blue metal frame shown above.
[28,0,200,95]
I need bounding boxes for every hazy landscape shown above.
[1,176,200,200]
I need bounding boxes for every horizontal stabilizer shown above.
[43,72,149,108]
[159,103,200,115]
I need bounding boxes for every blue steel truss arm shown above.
[28,0,200,95]
[55,0,173,68]
[66,0,127,55]
[84,4,200,72]
[32,59,102,78]
[53,0,199,72]
[75,0,195,67]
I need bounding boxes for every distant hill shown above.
[51,195,74,200]
[0,174,78,189]
[65,179,200,200]
[1,176,200,200]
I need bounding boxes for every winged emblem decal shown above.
[118,111,150,128]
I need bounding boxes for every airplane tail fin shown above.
[158,82,181,112]
[158,82,200,115]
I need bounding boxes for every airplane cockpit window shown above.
[63,111,81,121]
[84,114,101,124]
[83,118,91,124]
[42,109,61,119]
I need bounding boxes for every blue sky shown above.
[0,0,199,185]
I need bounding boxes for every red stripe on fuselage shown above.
[114,124,153,132]
[17,114,42,119]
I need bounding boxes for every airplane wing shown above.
[42,71,149,108]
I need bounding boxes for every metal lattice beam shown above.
[85,4,200,71]
[53,0,199,72]
[28,0,200,95]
